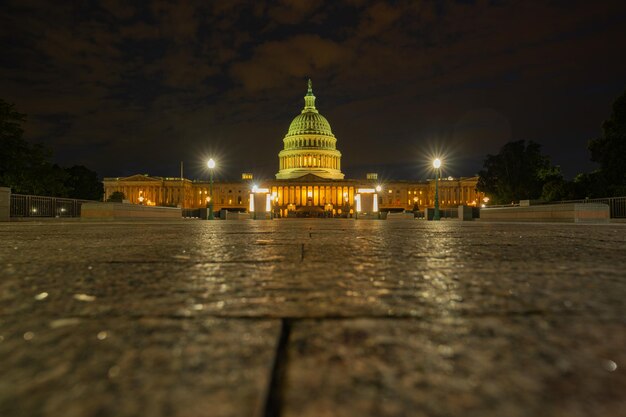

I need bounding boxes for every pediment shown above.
[294,173,329,182]
[119,174,162,182]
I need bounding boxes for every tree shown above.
[588,90,626,196]
[477,140,559,204]
[0,99,40,192]
[65,165,103,200]
[0,99,64,195]
[568,171,604,199]
[1,99,102,198]
[106,191,125,202]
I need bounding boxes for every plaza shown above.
[1,219,624,417]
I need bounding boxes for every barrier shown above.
[81,202,182,220]
[480,203,609,223]
[0,187,10,222]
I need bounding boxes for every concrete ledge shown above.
[223,211,250,220]
[81,202,182,220]
[385,212,413,220]
[0,187,10,222]
[356,213,384,220]
[250,212,271,220]
[458,205,473,221]
[480,203,609,223]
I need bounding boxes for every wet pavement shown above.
[1,219,625,417]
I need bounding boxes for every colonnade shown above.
[105,185,189,206]
[270,185,354,207]
[279,155,340,170]
[287,138,334,149]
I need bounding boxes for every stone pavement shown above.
[0,219,624,417]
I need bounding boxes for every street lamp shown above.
[433,158,441,221]
[207,158,216,219]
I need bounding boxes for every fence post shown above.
[0,187,10,221]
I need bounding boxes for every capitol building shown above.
[103,81,483,216]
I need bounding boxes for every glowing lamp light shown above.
[252,184,258,192]
[207,158,216,169]
[375,185,382,192]
[433,158,441,169]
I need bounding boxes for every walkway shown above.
[1,220,624,417]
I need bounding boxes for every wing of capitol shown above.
[103,80,484,217]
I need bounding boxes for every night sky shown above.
[2,0,626,182]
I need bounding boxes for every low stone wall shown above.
[0,187,10,222]
[81,202,182,220]
[223,211,250,220]
[480,203,609,223]
[458,205,473,221]
[385,212,412,220]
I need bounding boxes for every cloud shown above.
[267,0,323,25]
[230,34,353,92]
[100,0,136,19]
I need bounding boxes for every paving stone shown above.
[282,317,626,417]
[1,221,624,319]
[0,316,280,417]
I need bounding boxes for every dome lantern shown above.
[304,78,316,111]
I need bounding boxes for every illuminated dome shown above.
[286,110,334,137]
[276,79,344,180]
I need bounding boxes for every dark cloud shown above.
[230,34,352,93]
[1,0,625,180]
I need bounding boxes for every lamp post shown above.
[207,158,216,220]
[433,158,441,221]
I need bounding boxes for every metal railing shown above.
[552,197,626,218]
[10,194,96,218]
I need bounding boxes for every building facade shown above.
[104,81,483,215]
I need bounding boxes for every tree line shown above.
[477,90,626,204]
[0,99,103,201]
